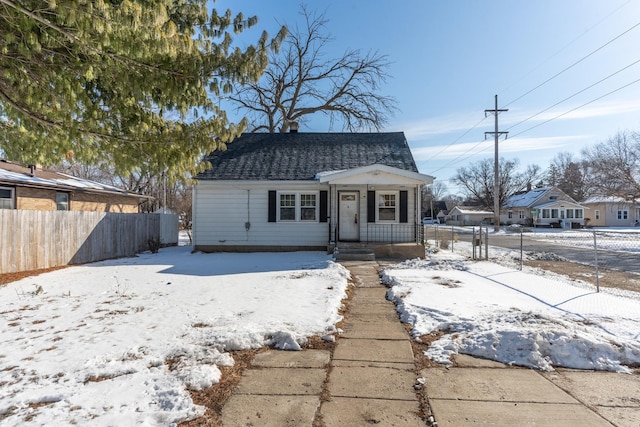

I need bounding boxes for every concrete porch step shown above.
[333,247,376,261]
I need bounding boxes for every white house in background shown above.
[581,196,640,227]
[446,206,494,226]
[502,186,586,228]
[192,132,433,259]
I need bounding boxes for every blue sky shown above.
[217,0,640,195]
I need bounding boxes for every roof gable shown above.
[449,206,493,215]
[196,132,420,181]
[503,187,551,208]
[317,164,432,185]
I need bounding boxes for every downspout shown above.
[191,184,197,248]
[245,189,251,240]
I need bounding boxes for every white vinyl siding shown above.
[193,183,326,247]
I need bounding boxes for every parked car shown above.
[422,217,439,225]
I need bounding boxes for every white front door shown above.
[339,192,359,241]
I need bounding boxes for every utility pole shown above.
[484,95,508,232]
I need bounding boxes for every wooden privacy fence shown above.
[0,210,178,274]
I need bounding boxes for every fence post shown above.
[484,226,489,260]
[451,226,454,252]
[472,227,476,259]
[520,228,523,271]
[593,230,600,292]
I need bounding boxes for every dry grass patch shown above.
[0,266,69,287]
[524,260,640,293]
[178,348,265,427]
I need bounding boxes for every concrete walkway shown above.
[220,261,640,426]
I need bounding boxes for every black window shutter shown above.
[319,191,328,222]
[400,190,408,223]
[268,190,277,222]
[367,191,376,223]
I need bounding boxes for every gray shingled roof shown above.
[196,132,418,181]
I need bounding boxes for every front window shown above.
[542,209,550,219]
[575,209,583,219]
[566,209,574,219]
[0,187,14,209]
[56,192,69,211]
[551,209,558,219]
[508,211,513,219]
[279,193,296,221]
[300,193,317,221]
[377,192,397,222]
[618,210,629,220]
[278,192,318,222]
[518,210,525,219]
[595,210,600,220]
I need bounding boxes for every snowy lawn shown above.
[383,247,640,373]
[0,247,349,426]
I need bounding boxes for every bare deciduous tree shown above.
[54,162,193,227]
[230,6,397,133]
[546,152,588,201]
[422,181,448,216]
[453,158,541,209]
[582,131,640,200]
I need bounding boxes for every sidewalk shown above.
[220,261,640,426]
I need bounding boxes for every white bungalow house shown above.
[192,132,433,259]
[502,186,586,228]
[581,196,640,227]
[445,206,494,226]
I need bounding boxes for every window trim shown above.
[276,191,319,223]
[278,192,296,222]
[0,186,15,209]
[376,190,399,223]
[56,191,70,211]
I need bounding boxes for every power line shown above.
[497,0,632,98]
[422,5,639,178]
[504,20,640,108]
[509,76,640,139]
[434,76,640,171]
[506,58,640,131]
[418,116,488,164]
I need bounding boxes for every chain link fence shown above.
[424,225,640,297]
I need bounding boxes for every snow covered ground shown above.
[0,247,349,426]
[2,228,639,426]
[383,243,640,373]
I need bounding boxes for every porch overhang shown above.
[317,164,433,186]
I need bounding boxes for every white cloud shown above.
[412,135,585,161]
[396,97,640,144]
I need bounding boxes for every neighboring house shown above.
[0,160,149,213]
[446,206,494,226]
[436,209,448,223]
[192,132,433,258]
[581,196,640,227]
[502,186,586,228]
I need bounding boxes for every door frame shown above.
[338,190,360,241]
